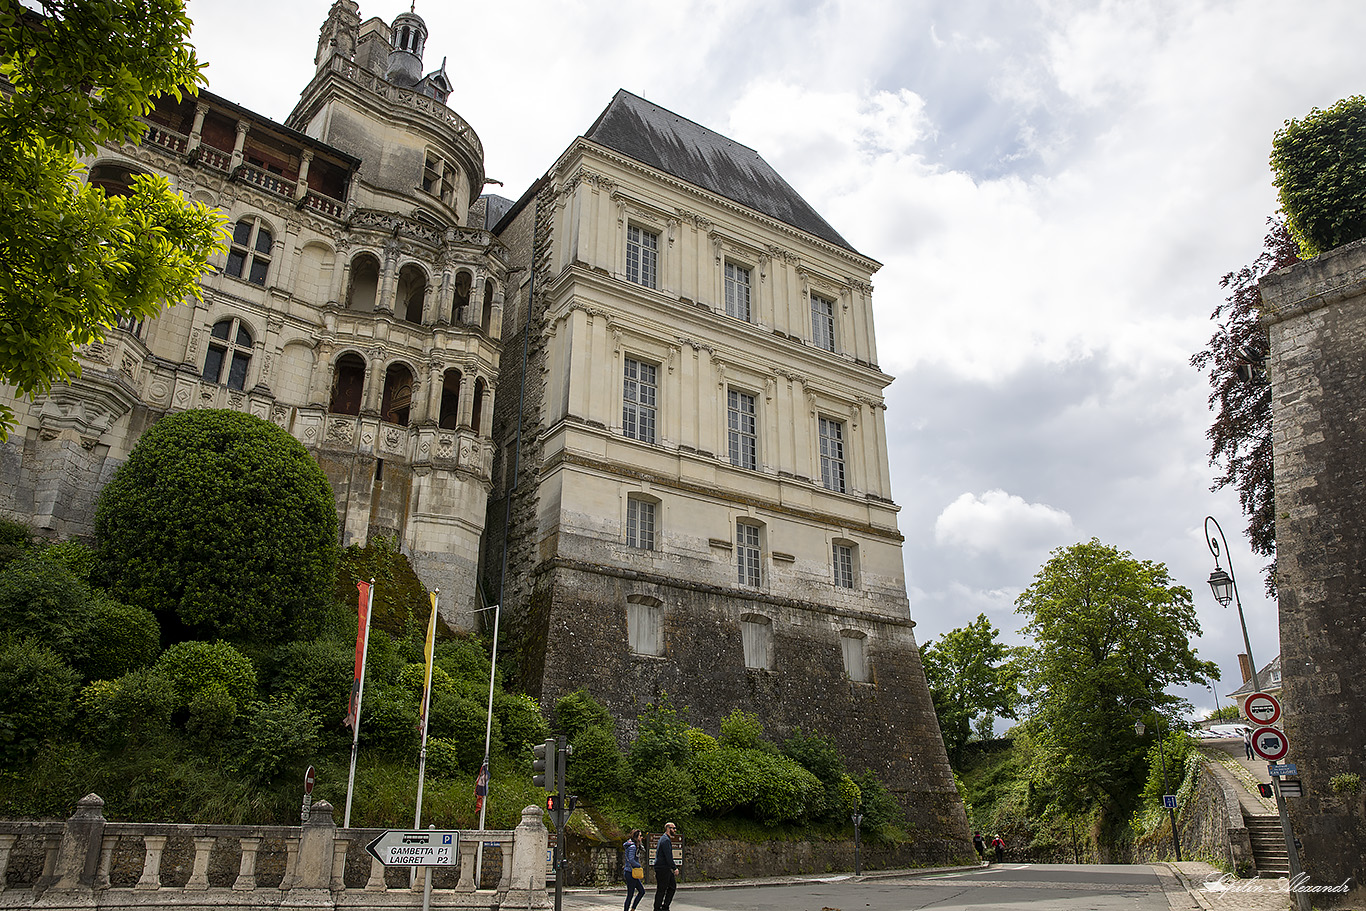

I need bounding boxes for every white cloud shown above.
[933,489,1074,555]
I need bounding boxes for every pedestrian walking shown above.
[622,829,645,911]
[1243,728,1254,760]
[972,832,986,864]
[991,835,1005,864]
[652,822,679,911]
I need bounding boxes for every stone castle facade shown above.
[0,2,967,855]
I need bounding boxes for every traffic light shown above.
[533,738,555,789]
[555,735,568,801]
[565,795,578,815]
[1257,783,1274,798]
[546,794,560,813]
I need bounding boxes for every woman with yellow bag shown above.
[623,829,645,911]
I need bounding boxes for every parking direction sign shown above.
[1162,795,1178,809]
[1244,692,1282,726]
[1250,726,1290,762]
[366,830,460,866]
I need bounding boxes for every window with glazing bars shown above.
[725,262,751,321]
[819,417,845,492]
[226,217,272,286]
[811,293,835,351]
[201,317,253,391]
[623,357,657,443]
[728,390,757,470]
[627,497,656,550]
[834,543,855,589]
[737,522,761,587]
[626,225,658,288]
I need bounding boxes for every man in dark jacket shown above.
[652,822,678,911]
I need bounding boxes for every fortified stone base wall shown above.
[533,563,970,862]
[1132,762,1252,875]
[1260,237,1366,907]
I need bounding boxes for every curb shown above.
[562,863,984,894]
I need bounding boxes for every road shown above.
[562,863,1194,911]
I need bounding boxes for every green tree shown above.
[1190,218,1299,593]
[94,409,338,643]
[1271,95,1366,258]
[1015,540,1218,822]
[920,613,1020,766]
[0,0,225,438]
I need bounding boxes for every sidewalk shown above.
[1165,862,1297,911]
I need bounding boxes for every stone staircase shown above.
[1246,814,1289,876]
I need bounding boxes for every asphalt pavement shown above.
[559,860,1299,911]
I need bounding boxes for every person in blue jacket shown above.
[622,829,645,911]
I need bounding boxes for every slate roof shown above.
[1227,655,1281,698]
[583,90,859,255]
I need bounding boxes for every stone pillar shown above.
[504,805,549,906]
[364,854,387,891]
[296,150,314,202]
[229,121,250,172]
[50,794,105,892]
[330,835,349,891]
[456,839,477,892]
[135,835,166,890]
[95,833,115,889]
[292,799,336,891]
[1259,237,1366,905]
[187,102,208,153]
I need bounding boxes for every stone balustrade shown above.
[0,795,549,911]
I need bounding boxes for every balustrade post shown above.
[185,835,216,890]
[0,833,16,892]
[280,837,300,890]
[35,833,60,892]
[95,834,116,889]
[364,849,387,891]
[234,836,262,891]
[497,839,513,891]
[330,835,349,891]
[455,839,477,892]
[135,835,167,890]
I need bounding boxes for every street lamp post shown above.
[1203,516,1309,911]
[1204,517,1261,693]
[1134,716,1181,862]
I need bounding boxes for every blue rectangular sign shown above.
[1269,763,1298,777]
[1162,795,1178,809]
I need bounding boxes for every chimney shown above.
[1238,653,1254,683]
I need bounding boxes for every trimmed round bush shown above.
[749,751,822,825]
[718,709,766,751]
[633,762,697,826]
[95,409,338,642]
[690,747,761,816]
[76,668,176,746]
[554,688,613,740]
[495,691,549,756]
[41,539,97,582]
[426,737,464,778]
[186,682,238,744]
[426,692,492,770]
[398,662,457,704]
[568,724,624,798]
[76,597,160,680]
[434,635,494,686]
[154,640,257,711]
[0,551,88,660]
[685,727,718,755]
[0,639,79,763]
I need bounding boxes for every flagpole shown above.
[474,601,500,884]
[344,578,375,829]
[414,590,438,830]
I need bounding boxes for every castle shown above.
[0,2,966,855]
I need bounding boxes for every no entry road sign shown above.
[1244,692,1282,726]
[1251,726,1290,762]
[366,830,460,866]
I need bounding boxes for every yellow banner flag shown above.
[419,592,437,733]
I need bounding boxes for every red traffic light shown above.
[546,794,560,812]
[1257,783,1274,798]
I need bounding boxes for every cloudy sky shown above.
[188,0,1364,719]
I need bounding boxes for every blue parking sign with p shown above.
[443,835,452,844]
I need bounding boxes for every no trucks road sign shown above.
[1244,692,1282,726]
[366,830,460,866]
[1250,726,1290,762]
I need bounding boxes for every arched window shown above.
[88,162,146,198]
[471,376,487,433]
[397,264,426,324]
[481,279,494,331]
[381,363,414,426]
[451,270,472,323]
[329,353,366,415]
[226,217,273,286]
[202,317,253,390]
[346,253,380,312]
[438,368,462,429]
